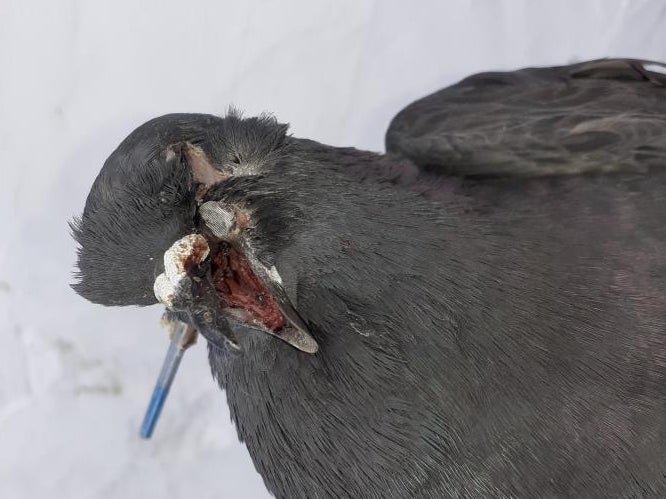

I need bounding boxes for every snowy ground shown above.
[1,1,665,497]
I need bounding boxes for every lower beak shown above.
[261,279,319,354]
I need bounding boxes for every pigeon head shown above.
[71,111,338,352]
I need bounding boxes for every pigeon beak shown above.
[239,244,319,354]
[197,201,319,354]
[261,279,319,354]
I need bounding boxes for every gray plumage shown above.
[72,59,666,498]
[387,58,666,177]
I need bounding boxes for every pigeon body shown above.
[73,59,666,498]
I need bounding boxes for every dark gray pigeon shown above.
[72,59,666,498]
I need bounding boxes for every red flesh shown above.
[211,243,286,331]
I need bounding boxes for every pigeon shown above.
[72,59,666,498]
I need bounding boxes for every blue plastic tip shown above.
[140,323,187,439]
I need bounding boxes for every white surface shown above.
[1,1,664,497]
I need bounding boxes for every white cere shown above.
[153,234,210,307]
[153,272,177,307]
[164,234,209,280]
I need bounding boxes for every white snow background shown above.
[1,1,665,497]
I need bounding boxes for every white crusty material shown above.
[154,234,210,307]
[153,272,177,307]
